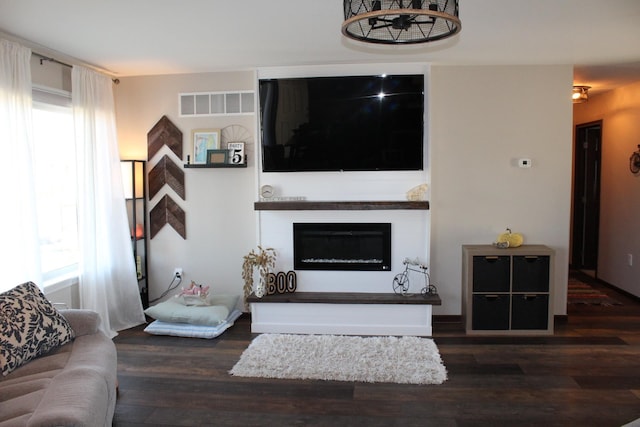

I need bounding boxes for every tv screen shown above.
[259,74,424,172]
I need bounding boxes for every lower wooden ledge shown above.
[247,291,441,305]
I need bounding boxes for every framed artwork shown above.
[207,149,228,165]
[227,142,245,165]
[192,129,220,164]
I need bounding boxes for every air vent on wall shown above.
[179,91,255,117]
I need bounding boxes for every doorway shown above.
[571,121,602,273]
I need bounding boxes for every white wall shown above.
[429,65,573,315]
[115,64,574,316]
[114,72,257,308]
[573,81,640,297]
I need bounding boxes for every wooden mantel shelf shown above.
[254,200,429,211]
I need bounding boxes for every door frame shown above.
[571,120,602,274]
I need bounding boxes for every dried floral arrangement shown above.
[241,246,277,310]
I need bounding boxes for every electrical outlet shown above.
[628,254,633,267]
[174,268,183,278]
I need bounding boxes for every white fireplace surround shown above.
[254,208,432,335]
[250,300,436,336]
[259,209,429,294]
[252,63,432,335]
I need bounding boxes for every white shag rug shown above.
[229,334,447,385]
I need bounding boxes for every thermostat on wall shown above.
[518,158,532,168]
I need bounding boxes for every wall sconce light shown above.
[572,85,590,103]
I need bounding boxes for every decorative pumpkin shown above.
[406,183,428,201]
[495,228,523,248]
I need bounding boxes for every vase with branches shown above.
[241,246,276,310]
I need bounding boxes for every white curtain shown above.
[72,66,145,338]
[0,39,42,291]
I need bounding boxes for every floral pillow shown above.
[0,281,75,376]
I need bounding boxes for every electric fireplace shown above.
[293,223,391,271]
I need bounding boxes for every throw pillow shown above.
[0,282,76,376]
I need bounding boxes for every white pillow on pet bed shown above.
[144,294,239,326]
[173,293,240,309]
[144,309,242,339]
[206,294,239,312]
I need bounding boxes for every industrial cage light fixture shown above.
[572,85,591,103]
[342,0,461,45]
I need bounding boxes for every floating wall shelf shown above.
[184,162,247,169]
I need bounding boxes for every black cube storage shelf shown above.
[462,244,555,335]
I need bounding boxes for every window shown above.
[32,87,78,280]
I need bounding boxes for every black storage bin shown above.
[472,256,510,292]
[512,256,550,292]
[511,294,549,330]
[472,294,510,330]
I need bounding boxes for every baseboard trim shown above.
[433,315,462,324]
[433,314,569,327]
[572,269,640,303]
[554,314,568,324]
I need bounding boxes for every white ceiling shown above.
[1,0,639,95]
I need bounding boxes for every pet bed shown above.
[144,309,242,339]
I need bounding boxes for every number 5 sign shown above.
[227,142,245,165]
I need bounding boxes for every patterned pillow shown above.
[0,282,75,376]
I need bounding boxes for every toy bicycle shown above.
[392,257,438,296]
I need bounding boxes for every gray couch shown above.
[0,309,117,426]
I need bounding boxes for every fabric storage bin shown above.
[512,256,550,292]
[472,294,510,330]
[511,294,549,330]
[472,256,510,292]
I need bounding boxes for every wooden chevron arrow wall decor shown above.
[150,194,186,239]
[148,154,185,200]
[147,115,183,160]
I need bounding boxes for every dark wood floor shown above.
[113,272,640,426]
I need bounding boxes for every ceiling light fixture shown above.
[572,85,591,103]
[342,0,461,45]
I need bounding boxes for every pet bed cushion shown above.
[144,294,239,326]
[144,309,242,339]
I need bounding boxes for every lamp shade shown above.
[121,160,145,199]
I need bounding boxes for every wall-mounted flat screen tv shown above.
[259,74,424,172]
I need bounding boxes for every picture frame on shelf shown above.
[192,128,220,164]
[207,149,229,165]
[227,142,245,165]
